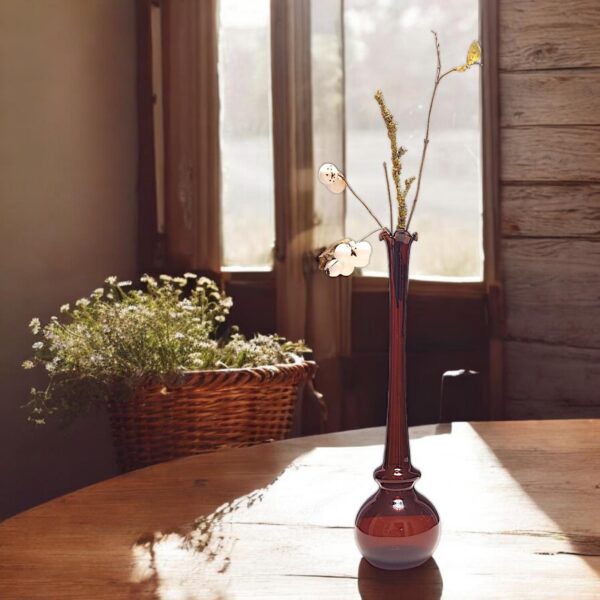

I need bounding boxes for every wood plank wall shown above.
[499,0,600,418]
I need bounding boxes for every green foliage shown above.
[22,274,310,425]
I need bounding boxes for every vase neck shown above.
[375,229,421,489]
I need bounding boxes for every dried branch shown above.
[374,90,408,229]
[342,176,386,230]
[360,226,385,242]
[406,31,443,230]
[406,32,481,229]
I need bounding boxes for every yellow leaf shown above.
[466,40,482,66]
[455,65,468,72]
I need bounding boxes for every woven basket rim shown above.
[132,357,317,391]
[178,356,315,376]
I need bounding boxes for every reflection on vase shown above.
[355,229,440,570]
[355,489,440,570]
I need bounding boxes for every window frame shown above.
[223,0,499,286]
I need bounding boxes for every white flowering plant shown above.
[22,274,309,424]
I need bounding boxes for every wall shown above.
[0,0,138,519]
[499,0,600,418]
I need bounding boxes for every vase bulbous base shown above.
[355,488,441,570]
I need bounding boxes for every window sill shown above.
[222,268,486,299]
[354,276,486,298]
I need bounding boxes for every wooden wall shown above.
[499,0,600,418]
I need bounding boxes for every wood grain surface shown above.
[0,420,598,599]
[502,238,600,348]
[501,71,600,127]
[502,184,600,238]
[499,0,600,71]
[499,0,600,420]
[501,126,600,183]
[505,342,600,419]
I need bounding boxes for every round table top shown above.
[0,419,599,599]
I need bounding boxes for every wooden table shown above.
[0,420,599,599]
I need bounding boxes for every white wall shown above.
[0,0,138,519]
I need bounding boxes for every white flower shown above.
[29,318,41,334]
[32,341,44,350]
[325,259,353,277]
[117,280,132,287]
[22,360,35,370]
[60,303,70,314]
[324,240,372,277]
[140,274,156,285]
[76,298,90,308]
[351,240,372,268]
[318,163,346,194]
[105,276,118,285]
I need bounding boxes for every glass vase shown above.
[355,229,441,570]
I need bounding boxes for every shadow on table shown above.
[129,460,294,600]
[357,558,443,600]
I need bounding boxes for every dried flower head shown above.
[374,90,412,229]
[319,239,372,277]
[318,163,346,194]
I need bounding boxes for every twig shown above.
[342,176,386,230]
[360,226,385,242]
[406,30,444,230]
[383,162,394,232]
[438,68,458,82]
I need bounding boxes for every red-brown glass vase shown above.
[355,229,440,570]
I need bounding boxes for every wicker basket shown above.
[107,360,317,472]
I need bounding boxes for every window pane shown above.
[345,0,482,279]
[219,0,274,269]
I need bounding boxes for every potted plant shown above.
[22,273,314,471]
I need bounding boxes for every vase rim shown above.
[379,228,418,244]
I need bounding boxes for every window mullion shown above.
[271,0,314,340]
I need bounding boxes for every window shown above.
[218,0,482,280]
[218,0,275,270]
